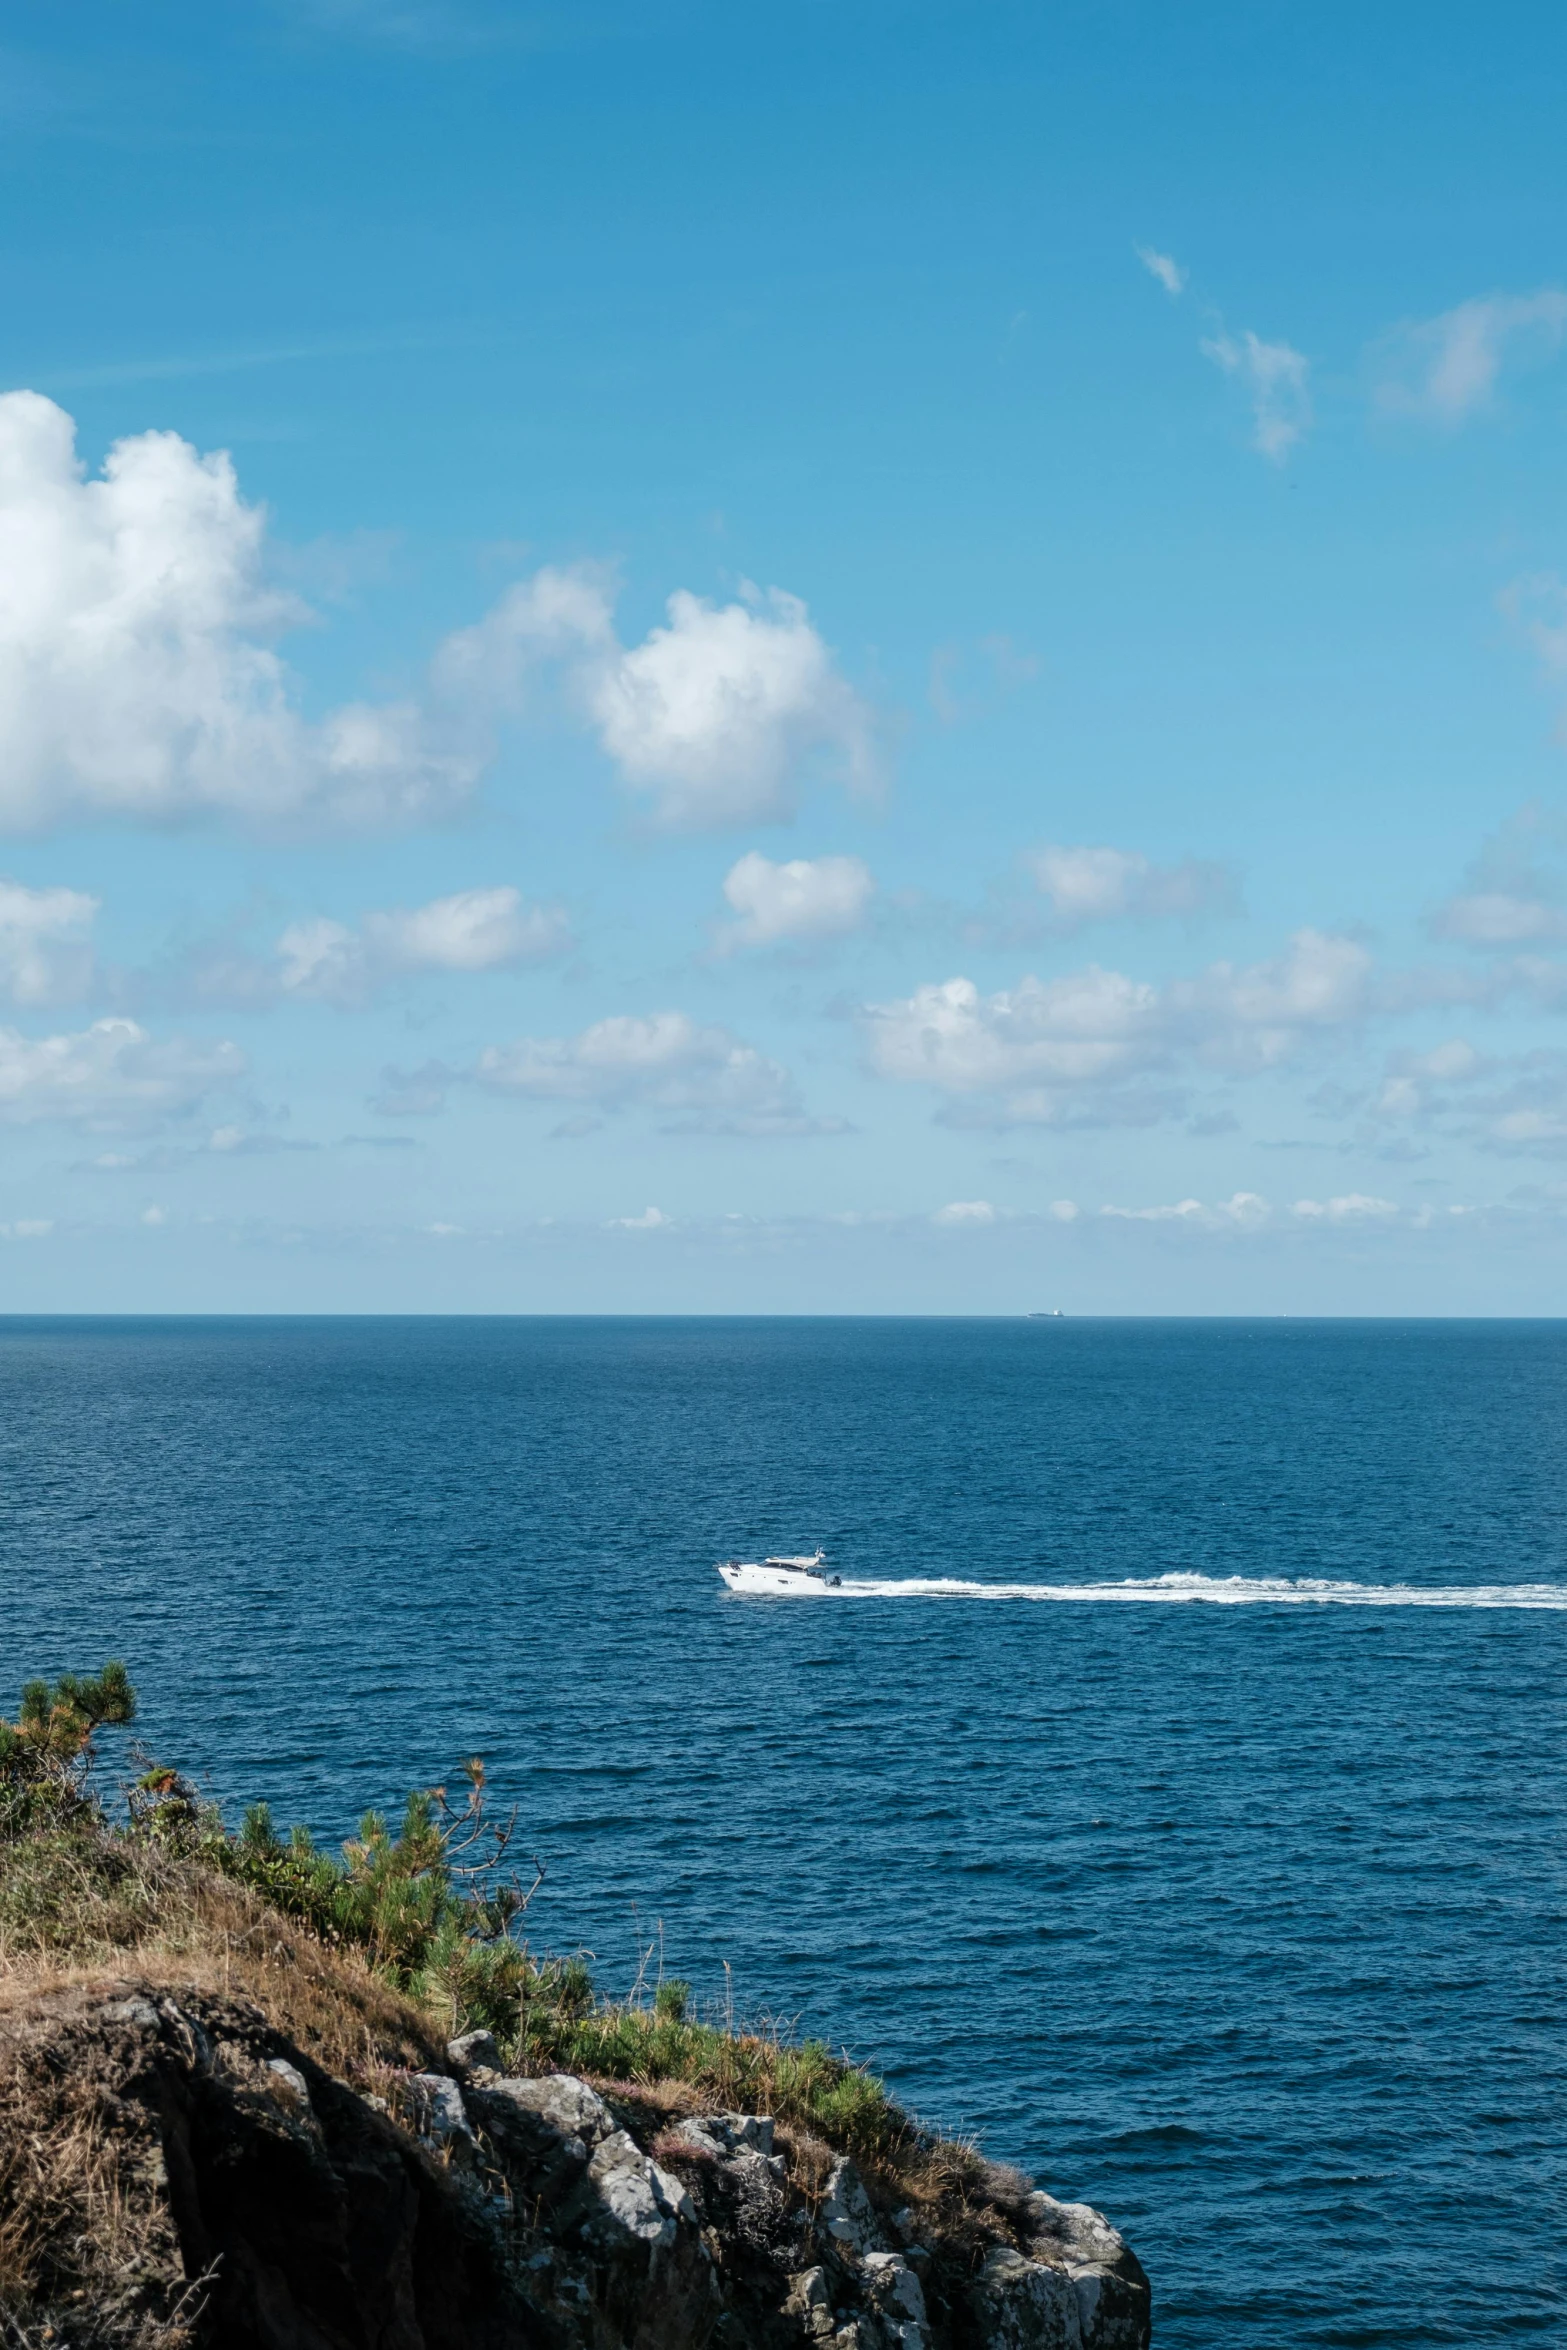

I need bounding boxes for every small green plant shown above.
[0,1663,134,1773]
[0,1662,136,1841]
[206,1757,547,2038]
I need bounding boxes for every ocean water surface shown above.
[0,1315,1563,2346]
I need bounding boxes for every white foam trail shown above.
[755,1572,1567,1609]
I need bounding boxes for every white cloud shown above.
[367,886,567,972]
[1201,329,1311,460]
[474,1009,839,1136]
[1170,929,1374,1068]
[0,396,867,838]
[1291,1194,1398,1222]
[608,1205,669,1229]
[1373,1038,1487,1123]
[1101,1192,1270,1228]
[440,568,876,829]
[1136,245,1186,297]
[1434,890,1567,946]
[276,887,570,1005]
[1048,1199,1079,1222]
[932,1199,996,1225]
[1028,844,1235,930]
[0,878,97,1004]
[0,1017,243,1126]
[1376,291,1567,424]
[1430,807,1567,947]
[0,1219,53,1239]
[862,930,1372,1126]
[0,392,481,830]
[593,586,872,827]
[863,967,1162,1123]
[719,851,875,949]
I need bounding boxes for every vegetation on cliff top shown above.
[0,1663,903,2158]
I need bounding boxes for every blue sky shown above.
[4,0,1567,1309]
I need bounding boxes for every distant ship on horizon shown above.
[1026,1309,1065,1319]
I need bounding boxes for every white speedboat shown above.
[717,1550,842,1594]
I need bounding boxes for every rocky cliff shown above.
[0,1980,1149,2350]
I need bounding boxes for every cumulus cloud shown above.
[0,878,97,1004]
[0,1017,243,1127]
[276,887,570,1006]
[1028,845,1236,930]
[1169,929,1374,1068]
[608,1205,669,1229]
[0,394,867,837]
[718,852,875,950]
[1201,329,1311,460]
[932,1199,996,1225]
[591,587,873,827]
[862,930,1372,1127]
[1375,291,1567,423]
[0,392,485,831]
[440,568,875,829]
[473,1010,841,1136]
[1136,246,1186,296]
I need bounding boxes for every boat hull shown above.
[717,1562,837,1595]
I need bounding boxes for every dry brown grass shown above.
[0,1822,442,2103]
[0,2001,196,2347]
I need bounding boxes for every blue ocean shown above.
[1,1316,1563,2346]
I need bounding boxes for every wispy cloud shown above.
[1025,844,1238,932]
[1374,290,1567,424]
[1430,806,1567,948]
[472,1009,843,1136]
[1201,328,1311,461]
[35,329,465,394]
[1136,245,1186,297]
[0,1018,244,1130]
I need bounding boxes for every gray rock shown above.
[676,2110,775,2157]
[783,2266,836,2342]
[483,2071,614,2147]
[1021,2192,1151,2350]
[266,2057,311,2110]
[969,2245,1084,2349]
[675,2111,787,2210]
[446,2028,502,2075]
[408,2072,473,2147]
[862,2249,930,2343]
[465,2074,604,2210]
[819,2155,886,2254]
[579,2127,696,2251]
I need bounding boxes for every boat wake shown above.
[730,1571,1567,1609]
